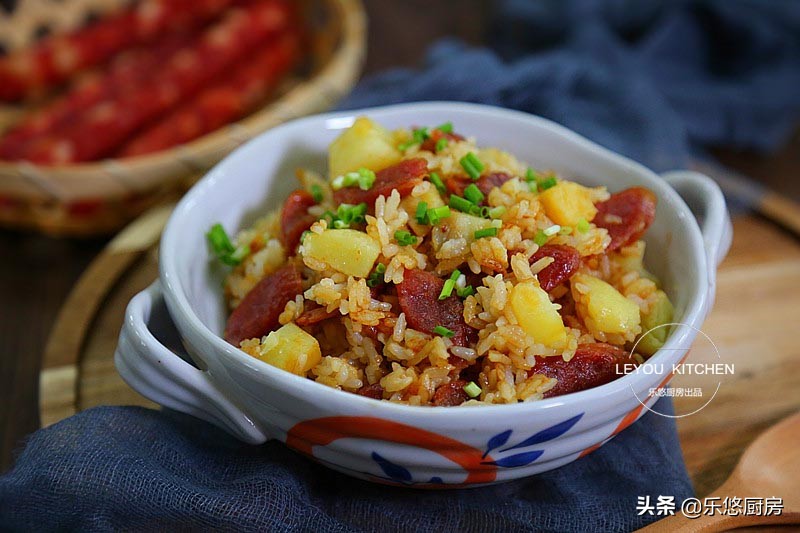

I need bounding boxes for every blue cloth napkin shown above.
[4,0,800,530]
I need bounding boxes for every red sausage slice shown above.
[224,263,302,346]
[445,172,512,200]
[333,158,428,207]
[396,269,476,347]
[533,343,636,398]
[356,383,384,400]
[280,189,317,252]
[529,244,581,292]
[593,187,657,251]
[432,380,469,406]
[420,129,464,152]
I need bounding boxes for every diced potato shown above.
[539,181,598,226]
[401,188,445,236]
[252,323,321,376]
[302,229,380,277]
[636,290,674,356]
[510,281,567,348]
[446,211,494,243]
[572,273,641,335]
[614,242,659,284]
[328,117,402,178]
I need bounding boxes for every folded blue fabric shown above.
[0,401,690,532]
[5,0,800,530]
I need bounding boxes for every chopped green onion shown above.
[332,219,349,229]
[426,205,451,224]
[435,137,448,152]
[207,223,250,266]
[538,176,557,191]
[527,181,539,193]
[576,218,590,233]
[433,325,455,338]
[534,230,548,246]
[325,202,367,229]
[449,194,474,213]
[525,168,538,182]
[429,172,447,196]
[449,269,462,282]
[397,140,415,151]
[474,227,498,239]
[456,285,475,298]
[394,230,418,246]
[463,381,482,398]
[463,183,484,205]
[367,263,387,287]
[331,168,375,191]
[413,127,430,143]
[559,225,573,235]
[415,201,429,225]
[478,206,491,218]
[439,279,456,300]
[460,152,485,181]
[300,230,311,244]
[488,206,506,219]
[543,224,561,236]
[310,184,324,203]
[436,121,453,134]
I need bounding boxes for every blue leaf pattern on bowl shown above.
[483,429,512,458]
[499,413,583,453]
[481,450,544,468]
[371,451,412,482]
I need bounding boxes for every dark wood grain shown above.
[0,0,798,474]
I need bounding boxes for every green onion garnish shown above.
[450,269,462,282]
[439,279,456,300]
[463,183,484,205]
[538,176,557,191]
[426,205,451,224]
[367,263,387,287]
[429,172,447,196]
[331,168,376,191]
[460,152,485,181]
[543,224,561,236]
[488,206,506,219]
[576,218,590,233]
[456,285,475,298]
[474,227,498,239]
[207,223,250,266]
[527,181,539,193]
[310,184,324,203]
[325,203,367,228]
[463,381,482,398]
[436,121,453,134]
[415,201,429,225]
[525,168,538,182]
[394,230,418,246]
[449,195,474,213]
[534,230,548,246]
[559,225,573,235]
[398,127,431,151]
[435,137,448,152]
[433,325,455,338]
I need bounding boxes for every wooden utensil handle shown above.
[637,506,799,532]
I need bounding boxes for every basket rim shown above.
[0,0,366,204]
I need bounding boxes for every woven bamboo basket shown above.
[0,0,366,235]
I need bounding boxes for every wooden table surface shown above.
[1,1,798,503]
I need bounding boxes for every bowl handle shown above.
[115,282,269,444]
[661,170,733,294]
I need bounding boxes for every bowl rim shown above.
[160,101,710,420]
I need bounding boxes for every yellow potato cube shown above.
[328,117,402,178]
[302,229,380,278]
[572,273,641,335]
[447,211,495,243]
[254,323,321,376]
[510,281,567,348]
[636,290,674,356]
[539,181,598,226]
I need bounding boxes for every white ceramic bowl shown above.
[115,102,732,487]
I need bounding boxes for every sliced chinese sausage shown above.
[280,189,317,252]
[333,158,428,207]
[593,187,657,251]
[295,306,338,327]
[532,343,636,398]
[224,263,303,346]
[420,129,465,152]
[356,383,384,400]
[432,380,469,406]
[445,172,512,200]
[529,244,581,292]
[396,269,476,347]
